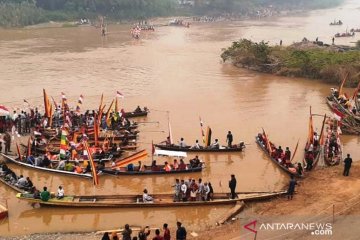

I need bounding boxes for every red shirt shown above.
[152,236,164,240]
[163,229,171,240]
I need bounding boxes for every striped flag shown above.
[199,117,205,144]
[116,91,124,98]
[205,126,212,147]
[76,94,84,114]
[59,128,68,159]
[84,142,99,185]
[16,143,22,160]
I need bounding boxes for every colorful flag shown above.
[116,91,124,99]
[43,89,51,118]
[308,107,314,144]
[199,117,205,144]
[76,94,84,114]
[105,99,114,127]
[27,137,32,158]
[113,149,148,168]
[84,142,99,185]
[59,128,68,159]
[339,73,348,96]
[168,120,173,145]
[333,108,344,121]
[205,126,212,147]
[16,143,22,160]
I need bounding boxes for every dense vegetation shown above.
[221,39,360,86]
[0,0,344,27]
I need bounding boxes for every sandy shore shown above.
[2,162,358,240]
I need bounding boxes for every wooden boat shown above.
[102,164,203,176]
[303,109,326,171]
[154,143,245,153]
[0,203,8,220]
[330,21,343,25]
[15,191,286,208]
[31,144,137,155]
[1,153,93,179]
[255,134,303,178]
[327,94,360,122]
[323,120,342,166]
[335,32,355,38]
[0,176,24,193]
[123,109,149,118]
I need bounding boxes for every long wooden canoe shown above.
[1,153,93,179]
[102,164,203,176]
[327,94,360,122]
[255,136,303,178]
[123,109,149,118]
[16,191,286,208]
[0,176,24,193]
[0,203,8,220]
[154,143,245,152]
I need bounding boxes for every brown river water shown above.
[0,0,360,236]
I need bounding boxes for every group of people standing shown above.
[172,178,213,202]
[101,222,185,240]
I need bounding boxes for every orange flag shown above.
[84,142,99,186]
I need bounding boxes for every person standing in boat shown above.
[226,131,233,148]
[229,174,237,199]
[3,132,11,155]
[343,154,352,176]
[180,180,187,202]
[285,147,291,161]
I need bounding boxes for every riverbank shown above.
[221,39,360,87]
[2,162,359,239]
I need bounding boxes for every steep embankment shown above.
[221,39,360,87]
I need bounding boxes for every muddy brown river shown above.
[0,0,360,236]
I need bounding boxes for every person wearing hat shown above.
[176,222,187,240]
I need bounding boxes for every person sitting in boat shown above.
[190,156,201,168]
[74,163,83,174]
[179,138,187,148]
[32,187,41,199]
[142,189,153,203]
[27,155,35,165]
[173,159,179,170]
[57,159,66,170]
[15,175,28,189]
[163,161,172,172]
[135,106,142,113]
[151,160,159,171]
[57,186,64,199]
[210,139,220,149]
[191,139,202,149]
[352,106,357,115]
[64,160,75,172]
[178,159,187,170]
[41,155,51,168]
[40,186,51,202]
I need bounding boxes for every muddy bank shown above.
[2,162,359,240]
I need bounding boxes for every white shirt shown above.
[181,183,187,194]
[57,188,64,197]
[143,193,153,202]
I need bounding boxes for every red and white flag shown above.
[0,105,10,116]
[116,91,124,98]
[333,108,345,121]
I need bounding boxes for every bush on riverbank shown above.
[221,39,360,86]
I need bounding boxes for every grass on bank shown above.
[221,39,360,86]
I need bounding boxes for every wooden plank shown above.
[216,201,245,225]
